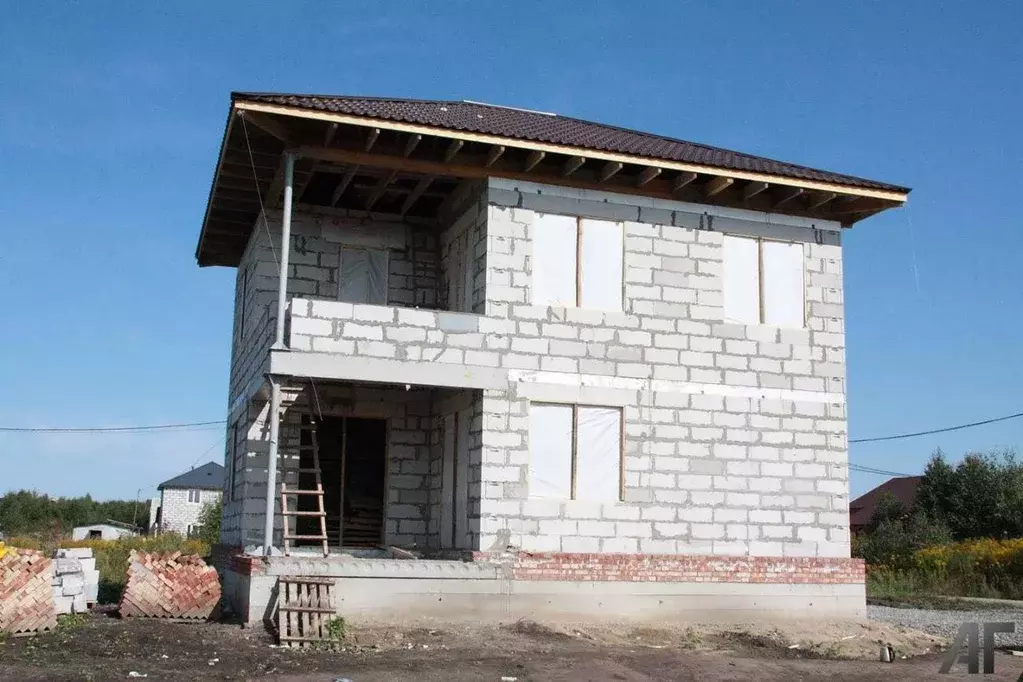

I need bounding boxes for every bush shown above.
[195,499,221,546]
[852,493,951,569]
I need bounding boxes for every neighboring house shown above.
[849,475,922,535]
[155,462,224,537]
[197,92,909,623]
[71,523,137,541]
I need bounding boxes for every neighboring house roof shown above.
[157,462,225,491]
[72,523,134,532]
[235,93,909,194]
[849,475,923,529]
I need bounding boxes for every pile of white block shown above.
[51,548,99,614]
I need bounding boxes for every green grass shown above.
[867,567,1022,609]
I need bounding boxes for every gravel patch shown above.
[868,604,1023,647]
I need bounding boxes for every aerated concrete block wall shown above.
[160,487,221,536]
[226,211,441,410]
[221,209,451,547]
[476,178,851,559]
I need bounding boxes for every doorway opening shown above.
[296,416,387,548]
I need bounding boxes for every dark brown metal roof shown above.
[849,475,922,530]
[234,92,909,194]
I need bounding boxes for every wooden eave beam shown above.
[236,100,910,204]
[485,145,506,168]
[562,156,586,177]
[807,192,837,211]
[774,187,805,208]
[324,123,338,147]
[523,150,545,172]
[294,144,891,223]
[364,128,381,152]
[266,160,286,207]
[637,167,662,187]
[238,111,291,142]
[828,197,897,215]
[704,176,734,198]
[366,170,398,210]
[330,168,358,206]
[444,139,464,162]
[672,172,698,193]
[742,181,769,202]
[403,134,422,158]
[400,176,434,216]
[598,161,624,183]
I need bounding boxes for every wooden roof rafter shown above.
[198,100,910,267]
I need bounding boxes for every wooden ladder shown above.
[280,419,329,557]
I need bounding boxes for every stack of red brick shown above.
[119,550,221,619]
[0,549,57,634]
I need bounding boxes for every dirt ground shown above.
[2,612,1022,681]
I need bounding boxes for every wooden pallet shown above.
[276,576,335,648]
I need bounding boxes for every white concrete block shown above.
[62,574,85,596]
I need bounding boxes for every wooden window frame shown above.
[728,234,806,328]
[531,402,625,502]
[532,215,625,310]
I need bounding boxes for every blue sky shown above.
[1,2,1020,501]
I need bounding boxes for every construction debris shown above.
[119,550,220,619]
[0,548,57,634]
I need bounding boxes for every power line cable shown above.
[0,420,226,433]
[847,463,912,477]
[849,410,1023,444]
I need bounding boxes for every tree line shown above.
[0,490,148,537]
[854,449,1023,566]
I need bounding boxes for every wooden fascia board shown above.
[234,100,909,203]
[196,106,239,265]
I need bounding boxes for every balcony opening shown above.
[296,415,387,548]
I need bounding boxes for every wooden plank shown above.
[672,171,698,193]
[364,128,380,152]
[403,133,422,157]
[240,111,291,142]
[774,187,805,208]
[400,176,434,216]
[330,168,358,206]
[704,176,734,198]
[366,170,399,210]
[323,122,338,147]
[523,150,545,172]
[485,145,506,168]
[287,582,296,644]
[807,191,837,211]
[562,155,586,177]
[301,584,312,640]
[444,139,464,162]
[598,161,623,183]
[742,181,769,201]
[637,167,662,187]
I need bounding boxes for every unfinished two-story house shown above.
[196,92,909,624]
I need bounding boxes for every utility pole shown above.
[132,488,142,529]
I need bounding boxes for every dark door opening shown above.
[296,416,387,548]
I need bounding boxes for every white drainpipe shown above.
[263,152,295,555]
